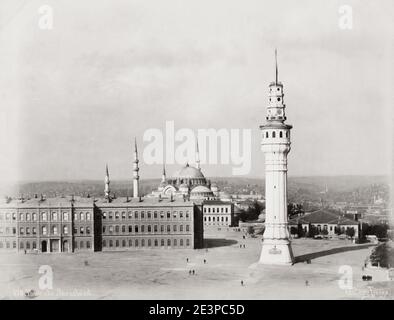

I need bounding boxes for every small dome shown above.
[191,185,213,194]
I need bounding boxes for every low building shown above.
[289,209,360,239]
[202,200,234,227]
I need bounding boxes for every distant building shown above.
[202,200,234,227]
[289,209,360,239]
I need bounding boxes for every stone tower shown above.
[133,138,140,198]
[259,50,294,265]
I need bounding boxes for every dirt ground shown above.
[0,228,393,300]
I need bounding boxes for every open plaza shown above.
[0,227,392,300]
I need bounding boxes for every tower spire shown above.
[195,137,201,170]
[162,162,166,182]
[133,138,140,198]
[275,48,278,85]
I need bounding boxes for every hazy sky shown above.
[0,0,392,182]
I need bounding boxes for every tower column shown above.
[259,50,294,265]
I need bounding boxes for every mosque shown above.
[148,141,219,201]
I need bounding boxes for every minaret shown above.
[259,50,294,265]
[104,163,111,200]
[195,137,201,170]
[133,138,140,198]
[161,162,166,183]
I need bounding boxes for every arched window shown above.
[180,225,184,232]
[52,212,58,221]
[42,226,47,235]
[122,240,126,247]
[161,239,165,246]
[154,225,158,232]
[63,213,68,221]
[26,242,30,249]
[121,212,126,219]
[79,227,83,234]
[115,225,120,233]
[42,213,47,221]
[141,239,145,247]
[180,239,184,246]
[86,213,91,220]
[154,239,158,246]
[134,211,139,219]
[135,225,138,233]
[174,239,177,246]
[20,213,24,221]
[80,212,84,221]
[167,225,171,232]
[109,240,113,247]
[128,212,133,219]
[167,239,171,246]
[20,242,24,249]
[32,242,36,249]
[87,241,91,249]
[135,239,139,247]
[148,225,152,232]
[161,225,164,232]
[173,225,177,232]
[122,225,126,233]
[148,239,151,247]
[141,225,145,233]
[186,225,190,232]
[63,226,68,234]
[279,131,283,138]
[186,239,190,246]
[115,212,120,219]
[147,211,151,219]
[154,211,158,218]
[141,211,145,219]
[26,213,31,221]
[128,225,132,232]
[167,212,171,219]
[129,239,133,247]
[272,131,276,138]
[86,227,91,235]
[115,240,119,247]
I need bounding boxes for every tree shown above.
[346,227,355,239]
[307,225,317,238]
[321,229,328,236]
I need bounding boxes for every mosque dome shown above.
[174,163,205,179]
[191,185,212,194]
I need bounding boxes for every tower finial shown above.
[134,137,138,158]
[162,162,166,182]
[195,137,201,170]
[275,48,278,85]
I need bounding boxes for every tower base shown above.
[259,239,294,265]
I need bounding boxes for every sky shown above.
[0,0,393,182]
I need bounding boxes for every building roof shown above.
[202,200,232,205]
[289,209,358,226]
[173,164,205,179]
[190,185,212,194]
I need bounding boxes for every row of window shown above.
[102,224,190,234]
[102,210,190,220]
[204,216,229,222]
[203,207,229,213]
[0,241,17,249]
[18,226,91,236]
[17,212,92,222]
[263,130,289,139]
[102,238,190,248]
[0,227,16,235]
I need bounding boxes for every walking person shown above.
[241,280,244,286]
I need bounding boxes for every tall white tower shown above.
[259,50,294,265]
[133,138,140,198]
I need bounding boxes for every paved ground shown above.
[0,229,393,300]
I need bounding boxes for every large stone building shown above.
[0,141,204,253]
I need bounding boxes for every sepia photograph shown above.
[0,0,393,307]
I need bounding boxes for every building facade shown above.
[0,196,203,253]
[202,200,234,227]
